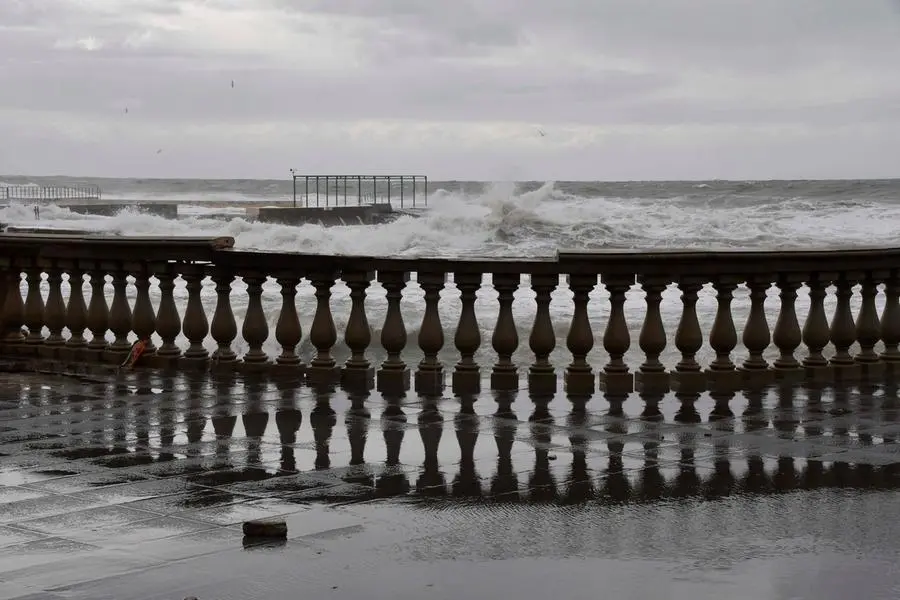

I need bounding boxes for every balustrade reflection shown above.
[6,375,900,510]
[2,248,900,401]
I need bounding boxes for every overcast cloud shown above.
[2,0,900,179]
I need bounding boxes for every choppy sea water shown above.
[3,177,900,256]
[0,177,897,365]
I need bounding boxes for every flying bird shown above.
[231,79,234,88]
[537,129,546,137]
[156,149,162,154]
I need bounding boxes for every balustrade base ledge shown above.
[376,368,410,395]
[857,361,885,382]
[831,363,862,384]
[179,356,216,372]
[489,371,519,392]
[670,371,707,394]
[884,363,900,380]
[264,362,306,377]
[414,370,445,396]
[563,371,596,396]
[772,367,805,384]
[803,365,833,384]
[598,371,634,395]
[634,371,670,394]
[341,367,375,391]
[13,344,38,359]
[738,367,775,389]
[307,365,342,386]
[452,371,481,396]
[528,372,557,396]
[235,360,273,375]
[4,352,897,400]
[37,345,66,360]
[706,369,743,394]
[1,357,134,380]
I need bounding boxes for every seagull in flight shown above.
[537,128,546,137]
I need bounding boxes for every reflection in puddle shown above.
[3,372,900,505]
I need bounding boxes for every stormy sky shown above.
[2,0,900,180]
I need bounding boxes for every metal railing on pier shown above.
[288,173,427,209]
[2,185,102,202]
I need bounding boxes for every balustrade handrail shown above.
[1,235,898,274]
[213,246,900,279]
[0,234,234,262]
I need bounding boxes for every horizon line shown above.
[3,174,899,184]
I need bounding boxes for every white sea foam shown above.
[3,180,898,256]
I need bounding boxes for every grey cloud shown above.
[274,0,900,69]
[3,52,893,130]
[2,0,900,178]
[0,56,676,123]
[266,0,526,57]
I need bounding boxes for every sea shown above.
[1,176,898,369]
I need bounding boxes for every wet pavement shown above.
[3,370,900,599]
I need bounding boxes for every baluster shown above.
[598,275,634,394]
[564,273,597,396]
[672,277,705,392]
[209,268,236,363]
[376,270,410,394]
[635,275,669,392]
[106,264,133,356]
[181,264,209,361]
[307,271,339,383]
[64,262,88,354]
[490,272,520,391]
[1,265,25,344]
[86,267,109,356]
[43,261,67,348]
[855,271,884,380]
[829,272,859,380]
[801,273,832,381]
[241,274,269,365]
[740,276,772,382]
[706,276,741,391]
[274,274,302,367]
[528,273,557,394]
[452,272,482,396]
[23,266,45,346]
[880,270,900,373]
[131,264,157,353]
[772,274,803,379]
[415,271,446,394]
[155,266,182,359]
[341,270,374,389]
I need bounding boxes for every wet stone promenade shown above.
[3,370,900,599]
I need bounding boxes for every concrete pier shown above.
[61,203,178,219]
[256,203,396,226]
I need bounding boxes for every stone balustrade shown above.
[1,234,899,400]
